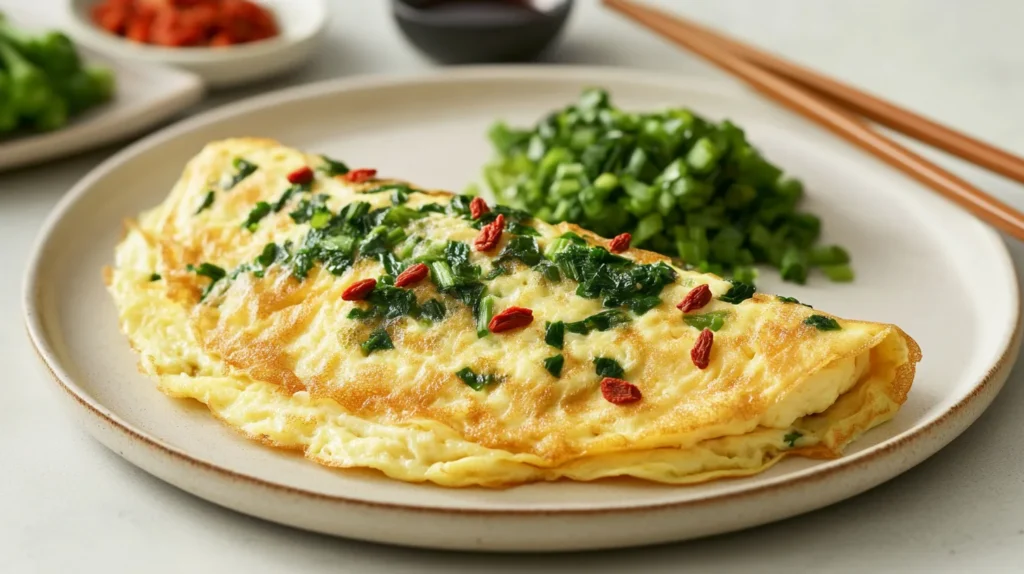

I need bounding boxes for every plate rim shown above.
[22,64,1023,517]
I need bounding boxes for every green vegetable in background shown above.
[0,15,80,76]
[0,37,65,128]
[0,12,115,136]
[53,65,114,115]
[0,71,18,132]
[477,88,852,285]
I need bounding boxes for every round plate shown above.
[65,0,328,89]
[23,66,1021,552]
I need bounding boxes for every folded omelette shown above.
[105,138,922,488]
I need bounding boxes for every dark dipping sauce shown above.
[392,0,574,64]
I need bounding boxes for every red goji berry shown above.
[690,328,714,369]
[469,196,490,219]
[344,168,377,183]
[608,232,632,253]
[474,214,505,251]
[677,284,712,313]
[394,263,429,288]
[286,166,314,185]
[600,377,642,405]
[488,305,533,333]
[341,278,376,301]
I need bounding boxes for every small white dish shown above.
[0,6,203,173]
[64,0,328,89]
[22,66,1022,552]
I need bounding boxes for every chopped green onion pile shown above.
[0,13,115,135]
[477,88,853,285]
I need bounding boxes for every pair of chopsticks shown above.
[604,0,1024,242]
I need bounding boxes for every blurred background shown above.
[4,1,1024,572]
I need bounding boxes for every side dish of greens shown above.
[476,88,852,285]
[0,12,115,135]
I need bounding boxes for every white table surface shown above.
[4,1,1024,572]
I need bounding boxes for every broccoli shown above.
[55,65,115,114]
[0,37,58,118]
[0,15,81,77]
[0,70,19,132]
[0,13,115,136]
[30,92,67,131]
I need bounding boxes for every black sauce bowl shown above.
[392,0,575,64]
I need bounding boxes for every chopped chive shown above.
[195,190,215,215]
[543,354,564,378]
[594,357,624,379]
[321,235,355,254]
[309,208,333,230]
[809,245,851,266]
[474,89,852,287]
[477,295,495,338]
[594,172,618,191]
[148,273,161,281]
[732,265,757,285]
[187,262,226,282]
[543,236,576,259]
[224,158,258,189]
[821,264,855,282]
[686,137,720,174]
[507,221,541,236]
[484,266,507,280]
[186,262,227,300]
[361,327,394,355]
[429,261,456,289]
[318,155,349,176]
[683,310,729,332]
[564,310,631,335]
[252,244,278,277]
[496,236,543,267]
[804,315,841,331]
[242,201,272,232]
[347,308,374,320]
[783,430,803,448]
[273,183,308,212]
[719,281,755,304]
[545,321,565,349]
[780,247,809,284]
[362,184,413,195]
[456,367,497,391]
[419,299,447,322]
[778,295,812,308]
[534,260,561,282]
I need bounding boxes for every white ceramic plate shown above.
[0,5,204,172]
[23,66,1021,552]
[65,0,328,89]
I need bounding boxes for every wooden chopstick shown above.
[617,4,1024,186]
[603,0,1024,242]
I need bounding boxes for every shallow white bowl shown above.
[64,0,328,89]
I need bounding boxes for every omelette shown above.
[104,138,922,488]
